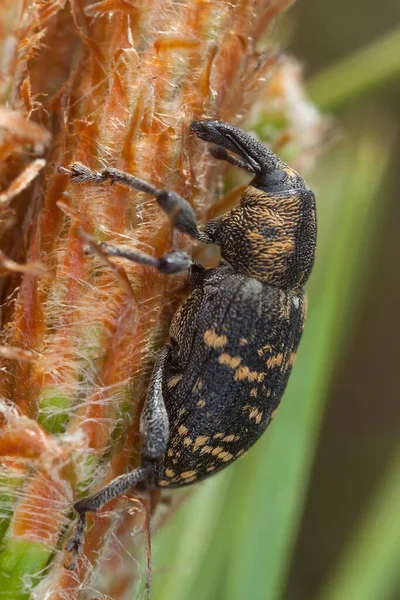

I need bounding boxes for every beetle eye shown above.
[253,169,290,193]
[269,169,288,183]
[257,169,287,186]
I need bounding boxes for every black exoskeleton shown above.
[60,120,317,564]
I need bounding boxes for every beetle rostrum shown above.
[60,120,317,566]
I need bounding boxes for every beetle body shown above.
[61,120,316,564]
[153,265,306,488]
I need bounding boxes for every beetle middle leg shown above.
[65,346,171,568]
[91,242,192,275]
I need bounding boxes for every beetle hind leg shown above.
[65,347,171,568]
[64,464,152,570]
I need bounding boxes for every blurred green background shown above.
[141,2,400,599]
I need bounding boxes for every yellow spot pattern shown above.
[203,329,228,348]
[266,353,284,368]
[192,377,203,392]
[248,407,263,424]
[193,435,210,450]
[167,374,182,389]
[217,451,234,462]
[219,353,242,369]
[181,470,197,479]
[234,365,264,382]
[257,343,273,357]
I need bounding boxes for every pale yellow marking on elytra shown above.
[212,446,224,456]
[167,449,174,457]
[197,398,206,408]
[248,407,263,424]
[234,365,264,382]
[159,480,170,487]
[203,329,228,348]
[217,451,233,462]
[182,475,196,483]
[167,374,182,389]
[206,465,216,472]
[200,445,213,454]
[193,435,210,451]
[257,343,273,357]
[213,433,224,439]
[239,338,248,345]
[222,434,235,442]
[193,377,203,392]
[165,468,175,478]
[249,407,259,419]
[183,436,193,446]
[250,387,258,398]
[289,352,296,365]
[266,353,284,368]
[178,425,188,436]
[180,470,197,479]
[219,353,242,369]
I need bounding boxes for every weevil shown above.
[60,120,317,563]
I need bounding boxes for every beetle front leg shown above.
[59,163,213,243]
[65,346,171,568]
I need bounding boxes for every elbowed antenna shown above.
[190,120,286,175]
